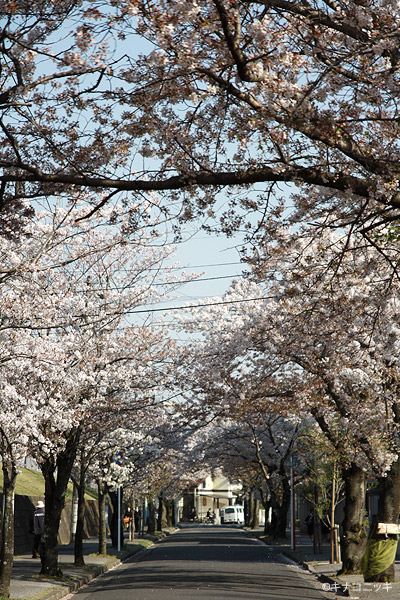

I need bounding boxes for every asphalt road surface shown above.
[75,526,330,600]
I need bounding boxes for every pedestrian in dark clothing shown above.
[321,514,330,541]
[134,507,140,533]
[124,506,132,530]
[31,501,45,558]
[305,509,314,539]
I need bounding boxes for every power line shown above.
[72,273,247,294]
[128,296,268,314]
[180,261,243,268]
[148,261,243,271]
[152,273,246,285]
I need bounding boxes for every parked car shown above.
[221,505,245,525]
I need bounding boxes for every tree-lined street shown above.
[76,528,328,600]
[1,1,400,598]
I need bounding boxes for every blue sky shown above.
[131,222,247,331]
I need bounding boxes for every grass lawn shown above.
[0,467,98,499]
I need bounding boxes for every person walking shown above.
[31,500,45,558]
[134,507,140,533]
[124,506,132,530]
[305,509,314,540]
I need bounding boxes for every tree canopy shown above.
[1,0,400,242]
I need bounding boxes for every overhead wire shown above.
[127,295,269,314]
[147,261,244,271]
[152,273,247,285]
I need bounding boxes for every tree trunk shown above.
[257,486,272,536]
[339,463,367,575]
[362,456,400,583]
[166,499,174,527]
[97,478,108,555]
[277,474,291,539]
[147,500,156,534]
[0,458,17,599]
[74,458,86,567]
[244,495,250,527]
[39,429,81,576]
[267,489,286,539]
[247,490,257,528]
[313,487,322,555]
[157,496,171,530]
[157,495,164,531]
[269,493,279,539]
[250,492,260,529]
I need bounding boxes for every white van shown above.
[221,505,245,525]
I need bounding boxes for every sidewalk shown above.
[253,528,400,599]
[10,533,169,600]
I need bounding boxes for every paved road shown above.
[75,526,330,600]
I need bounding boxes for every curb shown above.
[282,550,351,597]
[23,553,137,600]
[282,555,400,598]
[245,531,351,596]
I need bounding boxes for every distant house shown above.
[176,474,243,523]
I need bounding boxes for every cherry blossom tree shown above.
[1,1,400,248]
[83,404,178,550]
[119,407,210,533]
[250,232,400,578]
[173,306,305,536]
[297,427,344,559]
[0,198,192,589]
[204,417,301,536]
[0,224,72,594]
[27,246,184,575]
[177,228,400,577]
[70,394,170,561]
[81,426,146,555]
[0,371,36,598]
